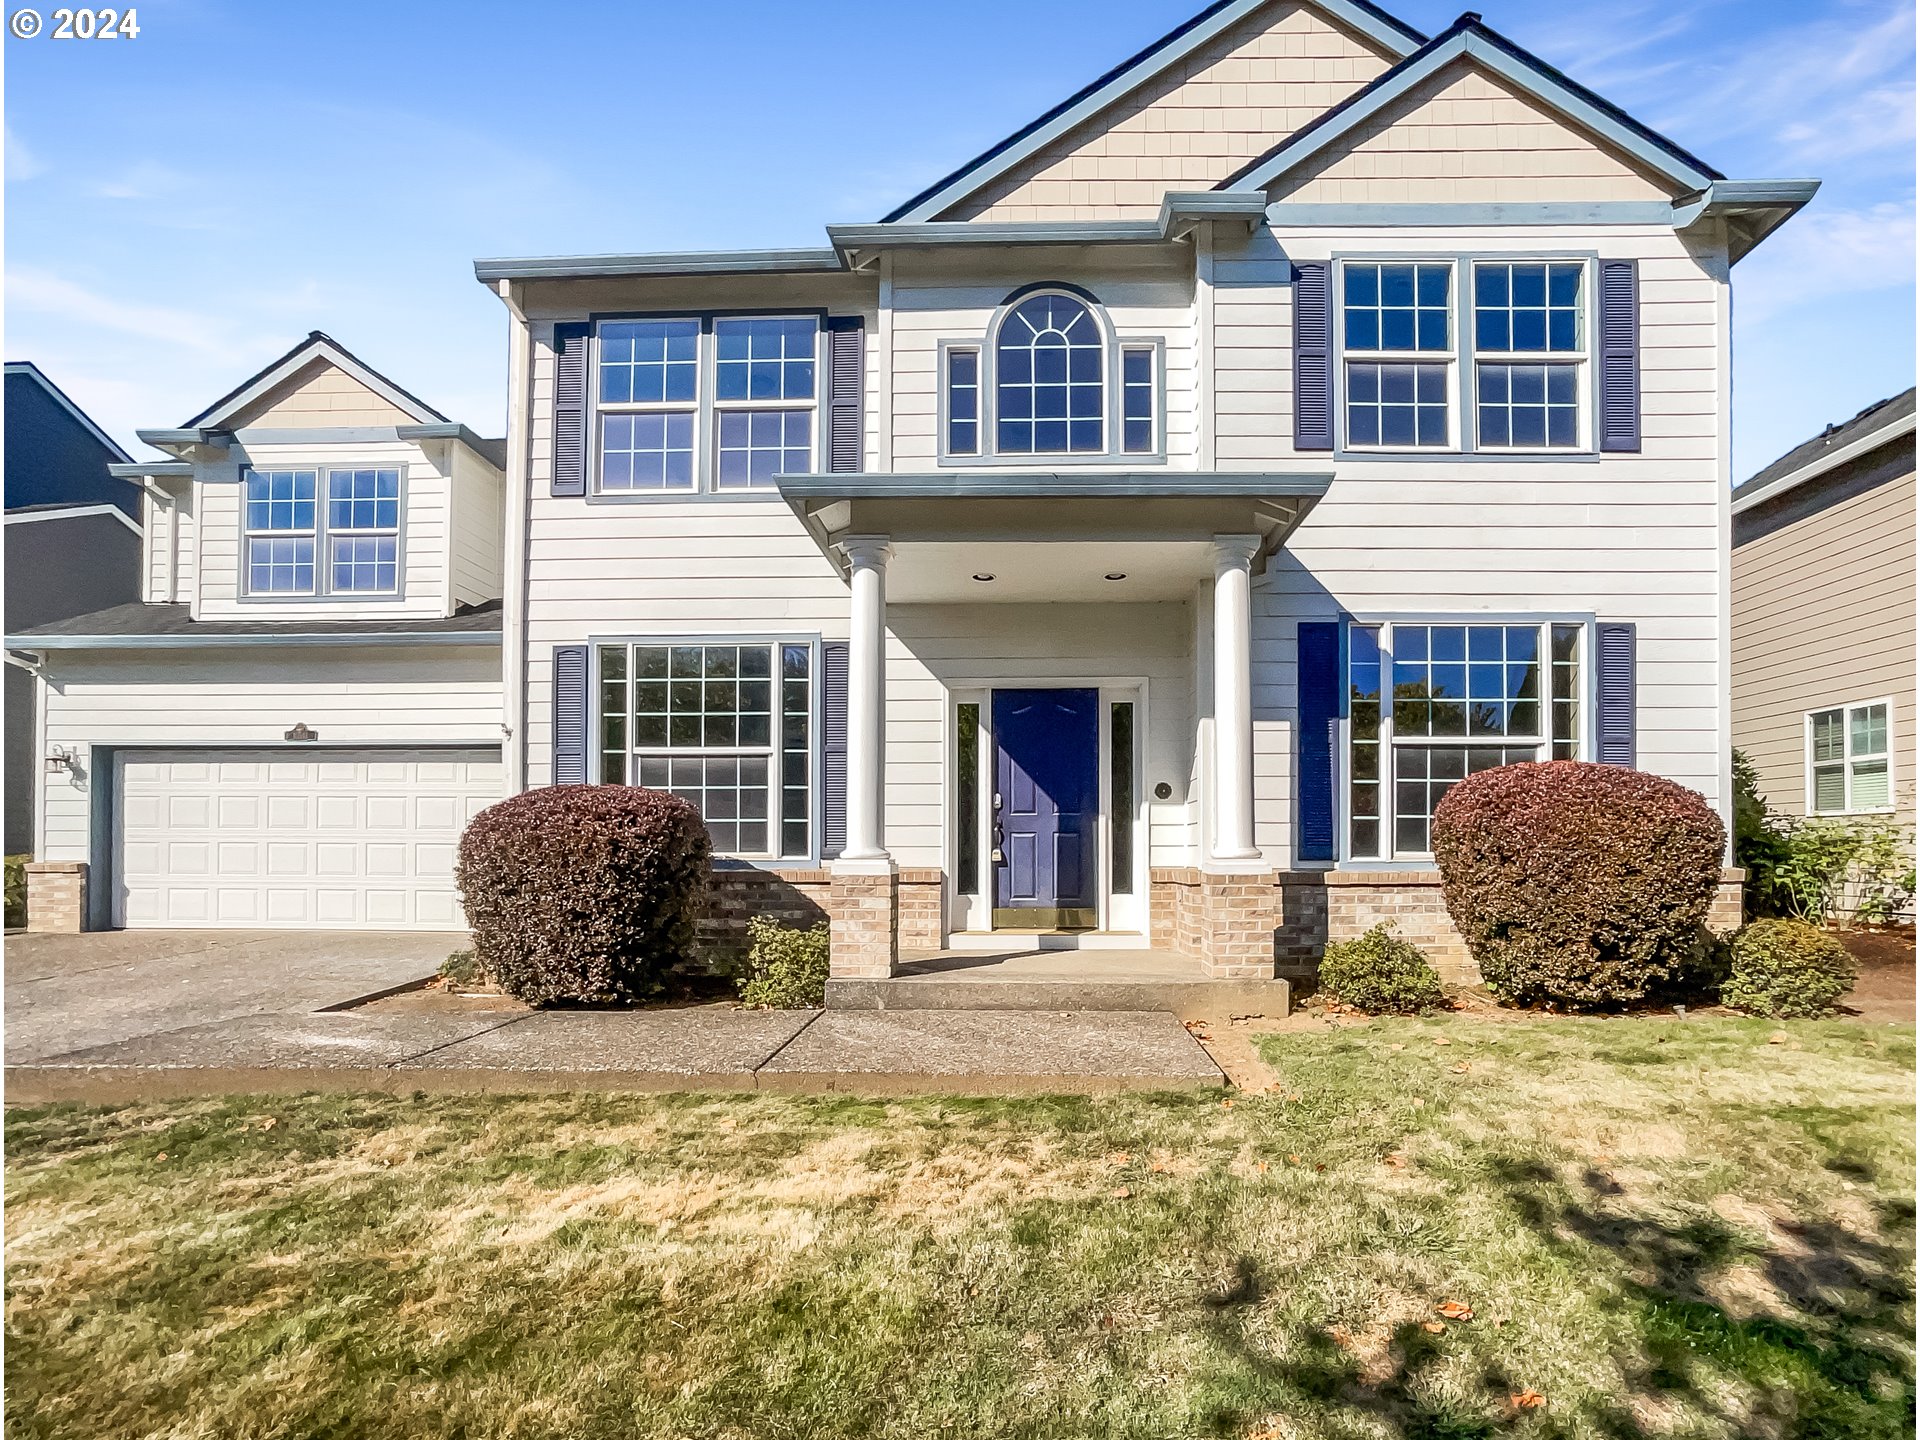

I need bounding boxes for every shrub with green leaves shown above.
[1317,924,1444,1014]
[4,854,27,930]
[737,916,830,1009]
[1722,918,1857,1018]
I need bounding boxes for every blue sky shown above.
[5,0,1912,477]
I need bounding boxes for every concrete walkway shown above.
[7,1005,1224,1101]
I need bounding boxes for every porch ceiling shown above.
[779,471,1333,603]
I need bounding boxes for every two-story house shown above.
[4,363,144,858]
[8,333,504,932]
[12,1,1813,985]
[470,2,1809,983]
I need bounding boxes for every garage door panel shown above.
[115,748,499,931]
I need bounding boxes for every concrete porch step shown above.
[827,949,1290,1021]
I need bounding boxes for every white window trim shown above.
[1804,697,1897,816]
[1468,259,1592,455]
[590,635,822,863]
[1118,339,1164,457]
[241,463,406,600]
[1336,258,1461,454]
[939,340,984,458]
[588,314,822,499]
[1340,616,1592,864]
[938,289,1168,466]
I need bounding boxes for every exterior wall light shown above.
[1103,572,1128,581]
[971,573,995,582]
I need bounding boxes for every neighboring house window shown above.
[1474,262,1585,450]
[946,346,981,456]
[1120,344,1157,455]
[1808,701,1892,814]
[714,317,816,491]
[245,468,316,594]
[1348,620,1585,859]
[593,315,818,494]
[597,641,813,858]
[995,291,1104,454]
[1342,262,1452,449]
[597,319,699,492]
[326,468,401,593]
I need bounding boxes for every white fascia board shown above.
[189,337,443,430]
[6,631,502,650]
[885,0,1422,223]
[4,362,134,463]
[1731,410,1917,516]
[2,503,142,537]
[1229,30,1717,196]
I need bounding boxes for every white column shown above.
[1211,534,1262,863]
[838,536,893,865]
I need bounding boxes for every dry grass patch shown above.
[6,1018,1913,1439]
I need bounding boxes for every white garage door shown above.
[115,748,502,930]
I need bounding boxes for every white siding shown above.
[39,646,503,860]
[141,482,196,605]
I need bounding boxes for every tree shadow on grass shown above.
[1202,1156,1914,1438]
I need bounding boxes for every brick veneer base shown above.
[26,861,87,933]
[829,868,901,978]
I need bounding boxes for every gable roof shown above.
[183,330,448,429]
[880,0,1425,224]
[1732,388,1916,516]
[1220,13,1723,195]
[4,362,134,463]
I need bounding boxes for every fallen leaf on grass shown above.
[153,1153,167,1163]
[258,1117,278,1132]
[1768,1032,1790,1045]
[1388,1043,1406,1052]
[1421,1320,1446,1333]
[1449,1062,1471,1074]
[1509,1388,1546,1411]
[1221,1099,1234,1110]
[1435,1300,1474,1321]
[1255,1160,1269,1173]
[1329,1325,1356,1350]
[1411,1097,1426,1108]
[1287,1154,1303,1165]
[1432,1036,1451,1046]
[1383,1151,1409,1169]
[1111,1186,1132,1199]
[1107,1151,1132,1167]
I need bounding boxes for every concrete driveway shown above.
[4,930,458,1064]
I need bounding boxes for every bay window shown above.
[1348,620,1586,859]
[1808,700,1893,814]
[597,641,813,858]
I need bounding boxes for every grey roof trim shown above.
[184,331,447,430]
[1160,190,1271,233]
[3,362,135,463]
[778,470,1334,500]
[472,248,845,282]
[1225,22,1720,196]
[1731,403,1916,516]
[2,502,142,537]
[107,461,193,478]
[8,599,504,648]
[134,427,228,448]
[1265,200,1681,226]
[11,631,502,651]
[395,423,509,471]
[883,0,1423,223]
[830,220,1169,263]
[1674,179,1821,264]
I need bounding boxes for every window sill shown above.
[938,451,1167,468]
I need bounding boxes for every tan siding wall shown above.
[1270,65,1674,204]
[946,1,1392,222]
[232,361,419,428]
[447,444,504,608]
[1731,460,1916,825]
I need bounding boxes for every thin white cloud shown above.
[7,266,264,355]
[1736,200,1917,323]
[6,125,46,181]
[90,161,196,201]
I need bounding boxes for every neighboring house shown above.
[1730,389,1915,842]
[4,364,144,856]
[7,333,505,931]
[13,1,1809,980]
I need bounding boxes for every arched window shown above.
[994,291,1104,454]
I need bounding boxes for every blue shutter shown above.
[552,644,589,784]
[825,317,864,473]
[1596,622,1637,767]
[1292,261,1334,452]
[1297,620,1341,862]
[551,322,590,496]
[1597,261,1640,453]
[821,640,849,858]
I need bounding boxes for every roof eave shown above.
[1731,407,1916,516]
[6,630,503,651]
[1673,179,1821,264]
[472,249,845,283]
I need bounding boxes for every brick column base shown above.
[26,861,87,933]
[1196,868,1276,979]
[829,867,899,978]
[1708,868,1746,932]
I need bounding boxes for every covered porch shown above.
[779,471,1329,981]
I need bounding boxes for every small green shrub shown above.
[1722,918,1857,1018]
[736,916,830,1009]
[1317,924,1444,1014]
[1733,748,1915,923]
[438,950,490,988]
[4,854,27,930]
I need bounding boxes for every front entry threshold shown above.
[992,907,1096,931]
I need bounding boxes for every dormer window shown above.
[243,464,404,598]
[941,285,1163,464]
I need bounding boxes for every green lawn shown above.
[6,1017,1914,1439]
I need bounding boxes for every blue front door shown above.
[992,688,1099,929]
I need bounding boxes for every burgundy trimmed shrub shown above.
[456,785,711,1005]
[1431,760,1725,1007]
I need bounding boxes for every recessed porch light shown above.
[1104,572,1128,581]
[972,572,996,582]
